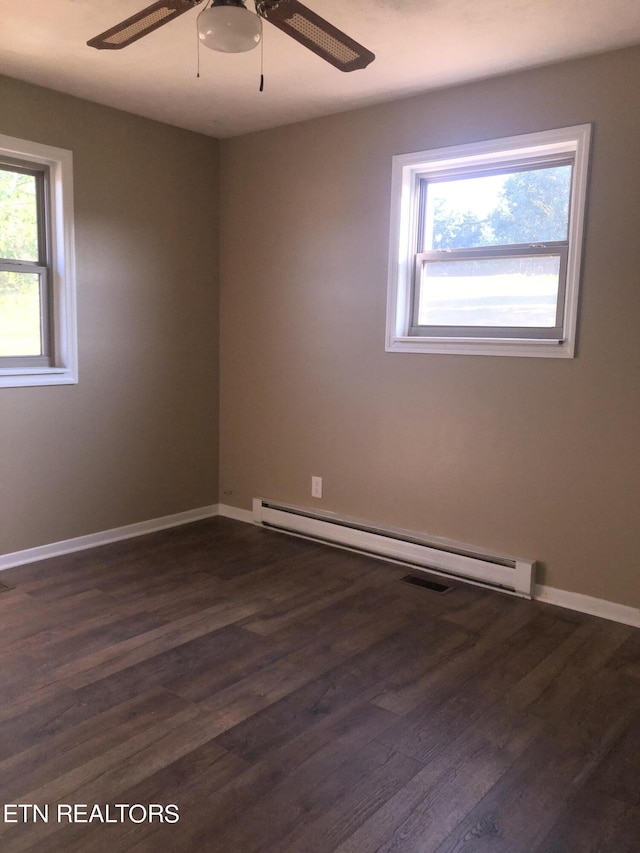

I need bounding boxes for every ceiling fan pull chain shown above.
[259,25,264,91]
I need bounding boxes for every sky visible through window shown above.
[429,173,506,219]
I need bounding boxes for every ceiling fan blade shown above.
[87,0,204,50]
[257,0,375,71]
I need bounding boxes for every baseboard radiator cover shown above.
[252,499,535,599]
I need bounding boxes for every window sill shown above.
[0,366,78,388]
[385,336,574,358]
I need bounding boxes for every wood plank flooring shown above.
[0,516,639,852]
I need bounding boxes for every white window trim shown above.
[0,134,78,387]
[385,125,592,358]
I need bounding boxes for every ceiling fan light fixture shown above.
[198,0,262,53]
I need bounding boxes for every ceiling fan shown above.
[87,0,375,73]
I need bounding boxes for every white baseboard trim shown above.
[218,503,254,523]
[0,504,220,572]
[534,584,640,629]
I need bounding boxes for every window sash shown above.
[0,160,48,266]
[417,156,574,253]
[0,263,50,365]
[409,243,569,341]
[0,160,51,367]
[415,152,575,187]
[409,155,573,341]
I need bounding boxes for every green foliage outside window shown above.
[431,165,572,251]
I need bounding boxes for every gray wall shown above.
[0,76,220,553]
[219,47,640,607]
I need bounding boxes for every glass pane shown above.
[417,256,561,328]
[0,167,40,261]
[425,164,572,250]
[0,271,42,356]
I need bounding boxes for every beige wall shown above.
[2,50,639,608]
[219,47,640,607]
[0,76,220,553]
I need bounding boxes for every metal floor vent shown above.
[399,575,453,594]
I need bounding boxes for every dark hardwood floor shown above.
[0,516,639,852]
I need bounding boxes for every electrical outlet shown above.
[311,476,323,499]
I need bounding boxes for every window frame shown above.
[0,134,77,387]
[385,125,592,358]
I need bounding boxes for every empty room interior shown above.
[1,1,640,850]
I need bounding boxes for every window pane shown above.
[0,271,42,356]
[426,165,572,250]
[0,168,40,262]
[417,256,561,328]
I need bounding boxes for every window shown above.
[0,134,77,387]
[386,125,591,357]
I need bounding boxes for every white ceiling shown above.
[2,0,640,138]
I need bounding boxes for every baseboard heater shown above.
[252,498,535,599]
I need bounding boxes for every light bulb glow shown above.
[198,6,262,53]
